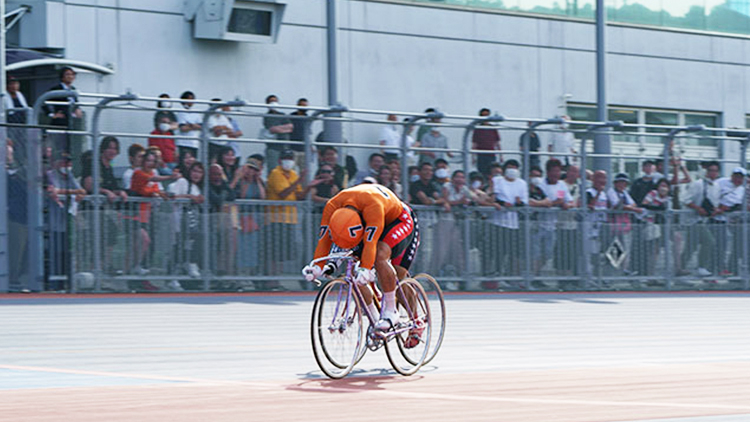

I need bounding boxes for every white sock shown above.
[382,291,397,322]
[367,302,379,320]
[383,290,396,313]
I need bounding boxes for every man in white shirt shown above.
[548,115,577,167]
[207,99,240,160]
[176,91,202,155]
[379,114,402,161]
[492,160,528,276]
[682,161,721,276]
[537,159,573,275]
[713,167,746,276]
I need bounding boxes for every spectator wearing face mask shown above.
[149,116,177,168]
[176,91,202,157]
[437,170,475,287]
[266,149,322,281]
[468,172,491,204]
[490,159,528,279]
[153,93,179,132]
[433,158,450,185]
[261,94,294,174]
[45,151,87,290]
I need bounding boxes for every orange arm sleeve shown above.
[312,200,337,268]
[358,203,385,270]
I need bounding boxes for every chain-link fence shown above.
[3,92,749,292]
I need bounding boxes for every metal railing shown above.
[2,91,750,292]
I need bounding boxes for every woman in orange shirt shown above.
[128,149,180,276]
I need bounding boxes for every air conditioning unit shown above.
[7,0,64,50]
[183,0,286,43]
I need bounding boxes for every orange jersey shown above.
[313,184,405,269]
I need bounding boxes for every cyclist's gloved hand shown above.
[354,267,376,286]
[302,265,323,282]
[303,263,337,282]
[322,262,337,277]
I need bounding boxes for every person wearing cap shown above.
[266,149,322,282]
[606,173,643,277]
[45,151,86,290]
[713,167,747,276]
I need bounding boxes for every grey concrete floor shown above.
[1,292,749,422]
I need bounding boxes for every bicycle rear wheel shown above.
[412,273,445,365]
[384,279,431,376]
[310,279,365,379]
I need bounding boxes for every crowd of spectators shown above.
[5,73,750,291]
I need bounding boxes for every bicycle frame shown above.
[309,253,418,339]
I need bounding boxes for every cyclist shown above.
[303,183,421,339]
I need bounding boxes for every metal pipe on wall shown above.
[594,0,611,175]
[324,0,343,146]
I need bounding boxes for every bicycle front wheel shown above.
[310,279,365,379]
[412,273,446,365]
[384,279,431,376]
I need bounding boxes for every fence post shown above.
[581,121,623,289]
[741,136,749,290]
[520,118,563,289]
[29,90,80,292]
[401,111,444,202]
[199,100,246,290]
[663,125,704,291]
[461,114,504,288]
[89,93,137,292]
[303,105,347,277]
[0,125,6,292]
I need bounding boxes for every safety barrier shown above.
[2,92,750,292]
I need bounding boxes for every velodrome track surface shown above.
[1,291,749,422]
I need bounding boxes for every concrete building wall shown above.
[34,0,750,163]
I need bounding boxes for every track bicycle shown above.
[308,252,432,379]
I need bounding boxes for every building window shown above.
[568,104,719,147]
